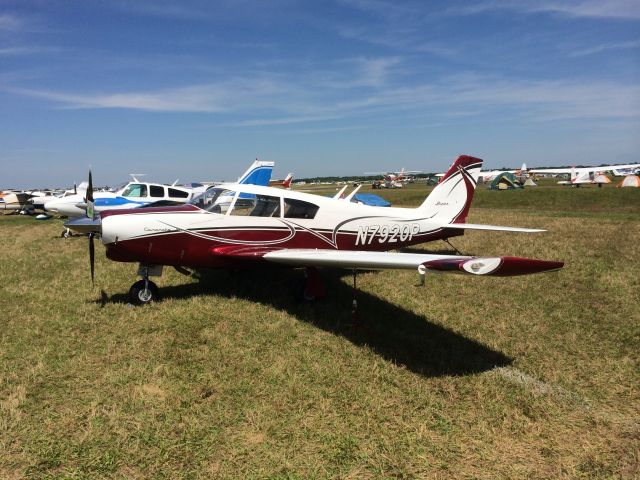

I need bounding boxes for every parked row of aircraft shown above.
[364,162,640,190]
[4,156,637,309]
[477,162,640,186]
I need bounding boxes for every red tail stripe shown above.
[438,155,483,184]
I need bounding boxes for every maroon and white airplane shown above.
[71,155,563,305]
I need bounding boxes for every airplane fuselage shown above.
[100,186,462,269]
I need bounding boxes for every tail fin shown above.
[418,155,482,224]
[238,160,274,186]
[282,173,293,189]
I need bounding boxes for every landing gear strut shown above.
[61,228,71,238]
[350,268,360,330]
[303,267,325,301]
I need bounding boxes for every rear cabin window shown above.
[150,185,165,197]
[122,183,147,198]
[283,198,319,219]
[168,188,189,199]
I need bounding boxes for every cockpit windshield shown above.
[121,183,148,198]
[190,188,283,217]
[189,187,237,213]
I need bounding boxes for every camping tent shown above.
[524,178,537,186]
[593,174,611,184]
[618,175,640,188]
[488,172,523,190]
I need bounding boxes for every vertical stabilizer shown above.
[238,160,275,186]
[418,155,483,223]
[282,173,293,189]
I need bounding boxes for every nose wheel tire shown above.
[129,280,159,305]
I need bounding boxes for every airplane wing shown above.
[529,168,574,174]
[258,249,563,276]
[531,164,640,175]
[444,223,545,233]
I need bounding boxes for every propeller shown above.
[86,170,95,286]
[89,230,95,286]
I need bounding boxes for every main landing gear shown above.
[129,264,162,305]
[302,267,363,330]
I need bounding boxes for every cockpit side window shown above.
[122,183,148,198]
[150,185,165,198]
[283,198,319,219]
[168,188,189,199]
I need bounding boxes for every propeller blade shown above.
[86,170,95,219]
[87,171,94,202]
[89,232,95,286]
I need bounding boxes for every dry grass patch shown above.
[0,188,638,478]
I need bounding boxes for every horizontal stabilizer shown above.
[445,223,545,233]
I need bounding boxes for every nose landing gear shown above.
[129,264,163,305]
[129,279,159,305]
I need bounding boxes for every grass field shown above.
[1,183,639,479]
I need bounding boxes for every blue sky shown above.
[1,0,639,188]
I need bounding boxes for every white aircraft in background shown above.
[0,191,34,213]
[44,181,123,222]
[65,160,276,234]
[30,183,87,212]
[529,163,640,185]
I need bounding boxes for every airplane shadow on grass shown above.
[102,268,511,378]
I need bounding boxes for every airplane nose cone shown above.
[44,200,58,213]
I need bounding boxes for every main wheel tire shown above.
[61,229,70,238]
[129,280,159,305]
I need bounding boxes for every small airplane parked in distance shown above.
[0,191,35,213]
[68,155,563,306]
[367,168,422,188]
[269,173,294,189]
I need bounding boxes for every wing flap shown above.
[264,249,469,270]
[445,223,545,233]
